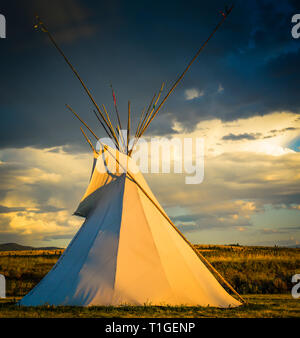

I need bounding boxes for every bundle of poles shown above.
[33,5,246,304]
[33,4,234,157]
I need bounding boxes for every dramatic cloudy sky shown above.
[0,0,300,247]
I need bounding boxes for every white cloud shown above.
[180,111,300,157]
[184,88,204,100]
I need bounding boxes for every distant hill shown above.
[0,242,61,251]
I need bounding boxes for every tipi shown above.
[20,144,241,307]
[20,7,244,307]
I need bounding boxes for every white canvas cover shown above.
[20,145,241,307]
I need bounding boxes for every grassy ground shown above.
[0,295,299,318]
[0,245,299,317]
[195,245,300,294]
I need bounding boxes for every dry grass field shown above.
[0,295,299,318]
[0,245,299,317]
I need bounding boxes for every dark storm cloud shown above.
[0,204,64,214]
[31,205,66,213]
[261,226,300,234]
[174,212,252,232]
[0,205,26,213]
[222,132,262,141]
[0,0,299,148]
[270,127,298,133]
[42,234,74,242]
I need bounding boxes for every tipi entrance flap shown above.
[20,176,125,306]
